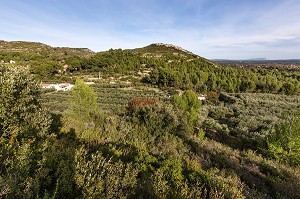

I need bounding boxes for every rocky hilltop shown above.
[130,43,199,58]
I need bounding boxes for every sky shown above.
[0,0,300,59]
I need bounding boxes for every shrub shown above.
[266,112,300,166]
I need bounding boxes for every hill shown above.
[0,40,95,57]
[2,40,300,95]
[0,41,199,59]
[130,43,199,58]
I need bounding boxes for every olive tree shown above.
[0,65,51,197]
[0,66,50,144]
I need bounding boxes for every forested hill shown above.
[2,40,300,94]
[0,40,200,58]
[129,43,200,58]
[0,40,95,57]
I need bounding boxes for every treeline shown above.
[0,51,65,76]
[0,49,156,76]
[2,48,300,95]
[70,49,300,95]
[78,49,157,73]
[145,59,300,94]
[215,59,300,70]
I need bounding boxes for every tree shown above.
[266,112,300,165]
[173,90,201,125]
[64,78,99,137]
[281,81,295,95]
[0,65,51,198]
[65,56,83,72]
[174,90,201,112]
[30,61,62,77]
[127,99,178,141]
[0,66,50,144]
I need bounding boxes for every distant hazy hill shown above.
[0,40,95,57]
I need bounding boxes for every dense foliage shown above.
[266,112,300,165]
[145,60,300,94]
[1,42,300,199]
[2,43,300,96]
[0,66,51,198]
[1,66,300,199]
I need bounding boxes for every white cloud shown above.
[0,0,299,59]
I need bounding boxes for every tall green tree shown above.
[64,78,99,137]
[173,90,201,125]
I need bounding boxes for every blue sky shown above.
[0,0,299,59]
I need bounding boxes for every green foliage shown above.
[75,147,138,198]
[174,90,201,112]
[68,78,98,120]
[80,49,151,73]
[127,100,179,149]
[35,134,77,198]
[0,66,50,144]
[197,128,205,140]
[2,40,300,96]
[30,61,62,77]
[64,78,99,137]
[40,80,169,113]
[266,112,300,165]
[146,58,300,94]
[2,43,300,198]
[65,56,82,72]
[173,90,201,124]
[0,133,78,199]
[40,83,300,199]
[202,92,300,151]
[0,65,54,198]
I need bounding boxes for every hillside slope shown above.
[0,40,95,57]
[130,43,199,58]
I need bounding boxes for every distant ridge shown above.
[0,40,51,52]
[0,40,95,57]
[1,40,212,61]
[249,58,267,60]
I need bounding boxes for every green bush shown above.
[266,112,300,166]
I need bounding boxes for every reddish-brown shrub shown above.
[206,91,220,101]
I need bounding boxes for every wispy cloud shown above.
[0,0,299,59]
